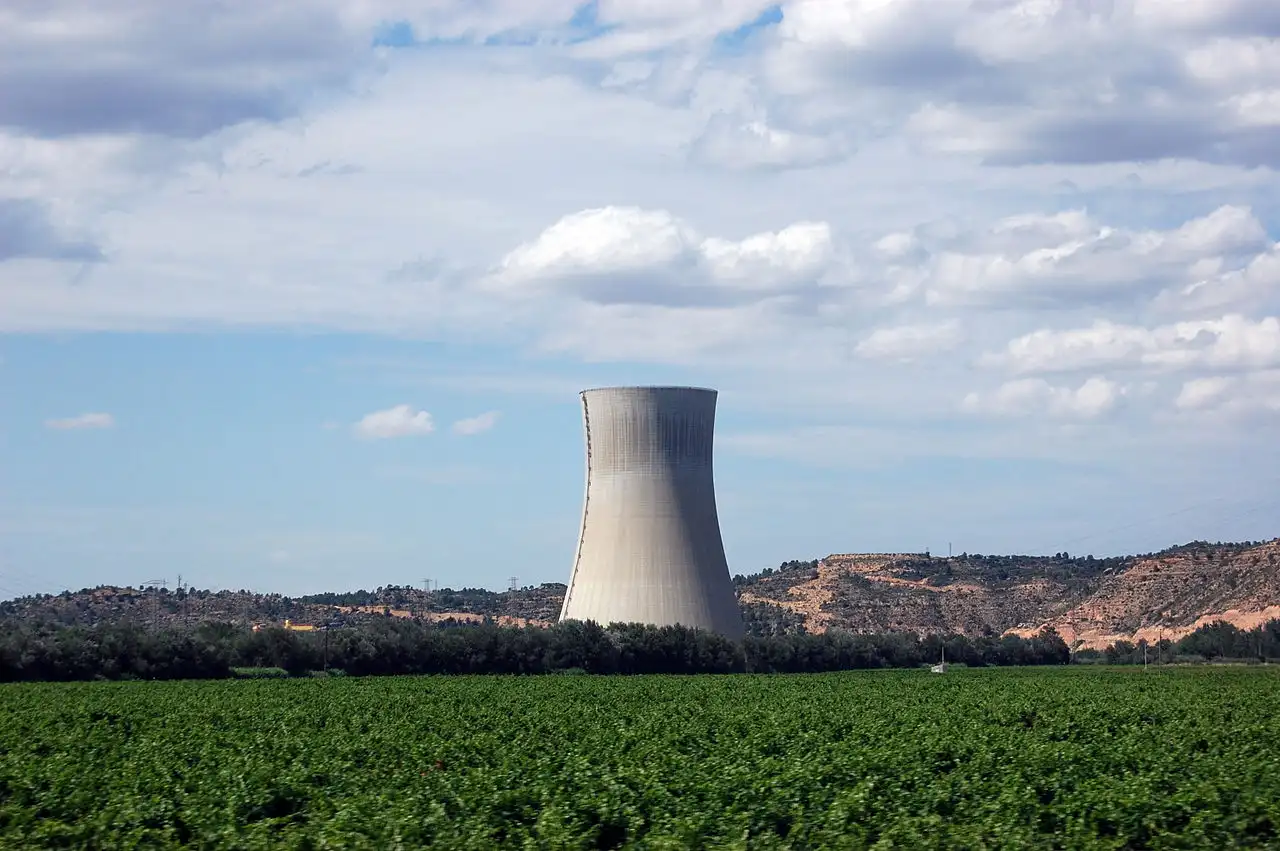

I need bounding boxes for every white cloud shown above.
[689,114,847,171]
[1,1,1278,446]
[9,0,1280,587]
[855,320,963,362]
[700,221,836,288]
[353,405,434,439]
[1155,243,1280,313]
[1229,89,1280,127]
[983,320,1155,375]
[1184,38,1280,86]
[962,376,1125,420]
[483,206,843,305]
[44,412,114,430]
[1174,371,1280,417]
[926,206,1272,307]
[1175,376,1236,410]
[451,410,500,435]
[986,315,1280,375]
[493,206,697,290]
[764,0,1280,169]
[874,231,922,260]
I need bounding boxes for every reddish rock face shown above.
[737,541,1280,649]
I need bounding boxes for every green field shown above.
[2,668,1278,850]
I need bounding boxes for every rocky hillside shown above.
[0,583,567,632]
[3,539,1277,649]
[1012,540,1280,649]
[738,540,1280,649]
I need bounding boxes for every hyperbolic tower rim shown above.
[578,385,718,395]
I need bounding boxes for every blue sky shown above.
[3,0,1280,596]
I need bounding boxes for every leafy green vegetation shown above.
[0,619,1070,682]
[1,667,1277,849]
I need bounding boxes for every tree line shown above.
[4,616,1273,682]
[1081,618,1280,664]
[0,618,1070,681]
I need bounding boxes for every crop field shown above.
[1,668,1278,850]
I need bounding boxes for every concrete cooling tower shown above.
[559,386,745,640]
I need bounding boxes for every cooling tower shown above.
[559,386,745,639]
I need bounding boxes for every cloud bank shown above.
[1,0,1277,477]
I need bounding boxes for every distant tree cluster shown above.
[296,585,568,614]
[1090,618,1280,664]
[887,552,1129,586]
[0,619,1070,682]
[0,582,569,630]
[741,601,809,636]
[733,559,821,586]
[1156,540,1270,558]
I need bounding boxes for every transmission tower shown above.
[141,578,167,630]
[177,574,189,624]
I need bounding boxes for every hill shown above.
[3,539,1277,649]
[736,539,1280,649]
[0,583,567,632]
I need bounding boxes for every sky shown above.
[2,0,1279,598]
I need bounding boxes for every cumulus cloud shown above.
[855,320,963,362]
[764,0,1280,169]
[492,207,697,291]
[985,315,1280,375]
[353,405,434,439]
[874,232,925,261]
[4,0,1280,445]
[701,221,836,287]
[451,410,500,435]
[1154,244,1280,314]
[962,377,1125,420]
[926,206,1273,307]
[44,412,114,430]
[484,206,843,306]
[1175,376,1237,410]
[1174,371,1280,418]
[11,0,1280,591]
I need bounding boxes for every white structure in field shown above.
[559,386,745,639]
